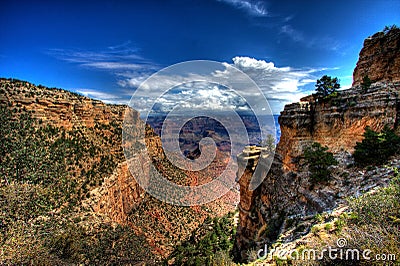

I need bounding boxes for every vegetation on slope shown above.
[243,124,400,265]
[303,142,338,184]
[354,126,400,166]
[340,169,400,265]
[304,168,400,266]
[0,103,155,264]
[0,78,238,264]
[166,212,237,265]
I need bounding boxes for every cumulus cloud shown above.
[221,56,328,112]
[50,43,332,114]
[185,85,246,111]
[130,78,249,116]
[123,57,328,115]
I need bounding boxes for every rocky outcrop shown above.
[353,27,400,86]
[278,84,399,172]
[234,29,400,261]
[85,161,145,223]
[0,78,126,130]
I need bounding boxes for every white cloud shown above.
[123,57,329,115]
[118,76,148,88]
[48,43,159,106]
[280,25,342,52]
[75,88,129,105]
[81,62,145,70]
[108,56,335,114]
[51,46,334,114]
[232,56,280,71]
[228,56,330,112]
[132,80,248,115]
[47,44,158,72]
[301,78,317,83]
[218,0,268,17]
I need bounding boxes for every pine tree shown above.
[315,75,340,98]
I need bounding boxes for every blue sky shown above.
[1,0,399,113]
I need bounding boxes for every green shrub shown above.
[304,142,338,183]
[208,250,235,266]
[361,75,372,90]
[353,126,400,166]
[324,223,332,231]
[383,24,399,34]
[315,75,340,99]
[166,213,237,265]
[334,218,346,233]
[314,213,324,223]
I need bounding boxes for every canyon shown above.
[0,77,238,262]
[1,26,399,265]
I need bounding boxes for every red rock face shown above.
[277,85,399,172]
[353,28,400,86]
[0,79,127,130]
[91,161,145,223]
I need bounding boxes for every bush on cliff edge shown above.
[315,75,340,99]
[304,142,338,184]
[354,126,400,166]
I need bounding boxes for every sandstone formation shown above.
[278,83,399,172]
[353,27,400,86]
[86,161,145,223]
[0,78,126,130]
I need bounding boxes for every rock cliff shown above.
[0,78,127,130]
[234,29,400,261]
[278,84,399,172]
[353,26,400,86]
